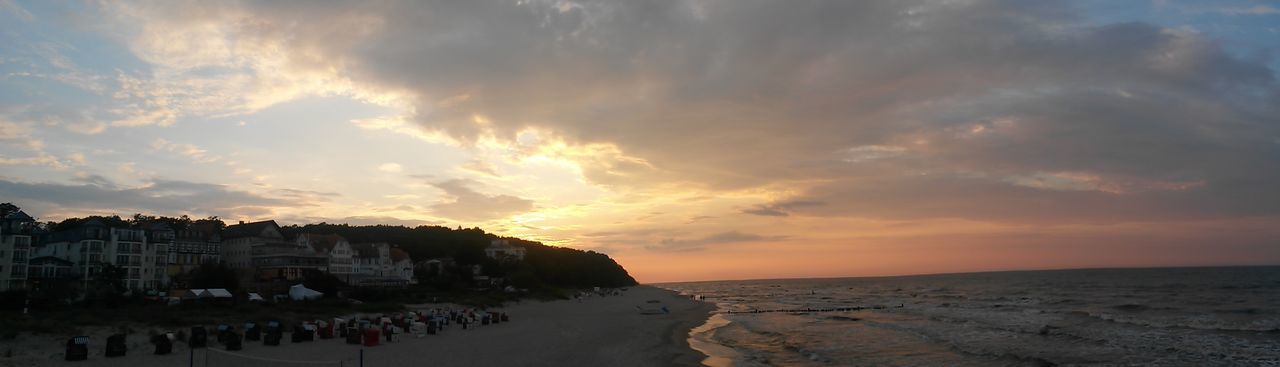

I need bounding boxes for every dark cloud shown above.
[69,173,116,189]
[0,177,290,217]
[647,231,788,252]
[114,1,1279,224]
[743,200,825,217]
[271,188,340,202]
[428,179,534,221]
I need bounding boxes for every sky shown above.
[1,0,1278,283]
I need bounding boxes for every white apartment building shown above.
[35,220,168,291]
[0,211,35,291]
[296,233,355,275]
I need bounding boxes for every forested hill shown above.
[282,223,638,288]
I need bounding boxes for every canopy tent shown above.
[206,289,233,298]
[288,284,324,301]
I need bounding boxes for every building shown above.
[32,219,107,287]
[0,211,35,291]
[35,220,167,290]
[348,242,414,287]
[389,248,415,283]
[352,242,393,277]
[295,233,354,275]
[167,221,222,279]
[141,222,175,287]
[250,242,327,281]
[484,239,526,262]
[27,256,74,281]
[220,220,287,271]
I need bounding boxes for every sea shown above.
[659,267,1280,366]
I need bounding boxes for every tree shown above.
[89,264,129,306]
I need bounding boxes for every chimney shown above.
[239,220,245,225]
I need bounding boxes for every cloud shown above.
[1213,5,1280,15]
[54,1,1280,227]
[69,172,116,188]
[427,178,534,221]
[151,138,219,163]
[271,188,340,203]
[0,177,292,217]
[0,0,34,22]
[743,200,825,217]
[648,231,788,252]
[378,162,403,173]
[459,159,499,177]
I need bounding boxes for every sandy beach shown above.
[0,286,714,367]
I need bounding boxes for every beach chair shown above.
[225,331,243,351]
[105,333,127,357]
[216,324,233,345]
[65,336,89,361]
[317,320,333,339]
[346,327,362,344]
[152,333,173,355]
[244,322,261,341]
[411,322,427,337]
[189,326,208,348]
[264,321,282,346]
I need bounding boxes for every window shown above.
[116,255,129,264]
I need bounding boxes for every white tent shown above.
[206,288,233,298]
[288,284,324,301]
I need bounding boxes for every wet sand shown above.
[0,286,714,367]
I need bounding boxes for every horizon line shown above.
[647,263,1280,284]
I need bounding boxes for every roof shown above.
[3,210,34,221]
[177,221,222,242]
[221,220,281,239]
[141,222,173,231]
[298,233,347,254]
[389,248,411,262]
[351,243,383,258]
[206,289,233,298]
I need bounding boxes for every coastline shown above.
[0,285,715,367]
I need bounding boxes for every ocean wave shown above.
[1075,310,1280,332]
